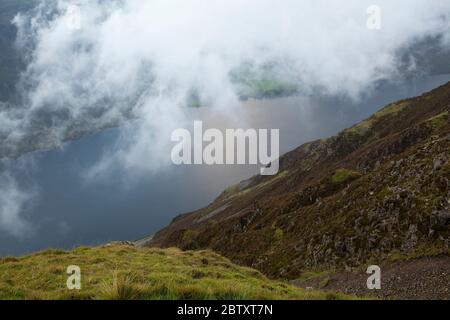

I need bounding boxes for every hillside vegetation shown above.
[0,244,350,300]
[151,82,450,281]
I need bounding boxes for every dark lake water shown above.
[1,74,449,256]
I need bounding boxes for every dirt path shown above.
[293,256,450,300]
[134,234,154,247]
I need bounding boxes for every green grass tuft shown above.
[331,168,362,184]
[425,111,449,130]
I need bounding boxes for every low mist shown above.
[1,0,450,240]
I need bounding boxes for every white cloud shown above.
[0,172,36,239]
[1,0,449,172]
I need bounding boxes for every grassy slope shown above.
[0,244,351,300]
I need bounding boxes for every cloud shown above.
[0,172,36,239]
[1,0,449,171]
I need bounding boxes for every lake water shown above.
[1,74,449,256]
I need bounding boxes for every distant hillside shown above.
[150,82,450,289]
[0,244,349,300]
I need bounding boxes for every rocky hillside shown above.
[150,82,450,282]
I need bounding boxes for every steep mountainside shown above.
[150,82,450,281]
